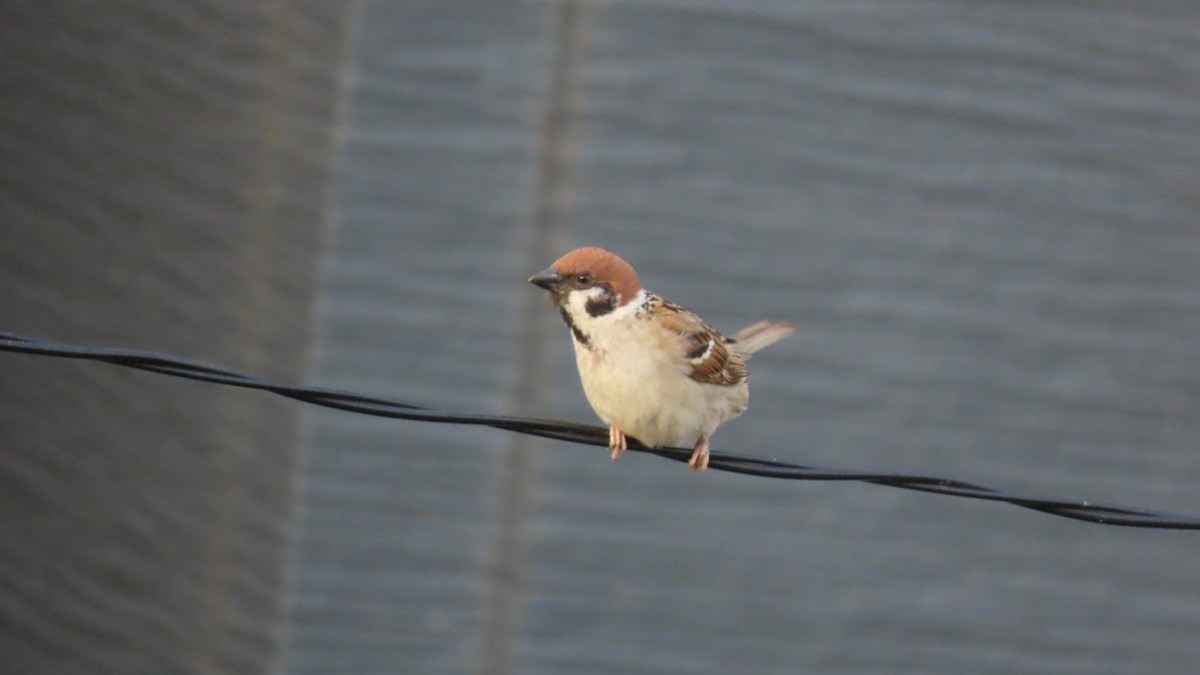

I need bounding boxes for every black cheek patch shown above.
[584,285,618,318]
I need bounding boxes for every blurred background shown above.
[2,1,1199,673]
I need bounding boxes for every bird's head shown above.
[528,247,644,323]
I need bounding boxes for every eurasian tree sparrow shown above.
[529,247,797,471]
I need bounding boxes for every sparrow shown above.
[529,246,797,471]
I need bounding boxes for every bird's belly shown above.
[573,343,747,448]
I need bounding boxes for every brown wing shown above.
[655,299,748,387]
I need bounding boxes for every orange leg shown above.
[608,426,627,462]
[687,435,710,471]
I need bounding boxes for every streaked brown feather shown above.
[652,297,748,387]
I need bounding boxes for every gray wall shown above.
[2,2,1198,675]
[0,3,353,673]
[287,2,1200,674]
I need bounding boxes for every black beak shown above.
[528,268,563,291]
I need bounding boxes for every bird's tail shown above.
[730,320,798,356]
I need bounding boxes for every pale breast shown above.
[571,328,748,448]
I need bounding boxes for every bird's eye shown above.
[575,273,594,288]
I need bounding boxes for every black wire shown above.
[2,330,1197,530]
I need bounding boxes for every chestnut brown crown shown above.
[531,247,644,306]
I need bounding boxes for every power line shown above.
[2,330,1197,530]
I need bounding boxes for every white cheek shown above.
[609,289,647,319]
[564,287,607,320]
[562,288,648,346]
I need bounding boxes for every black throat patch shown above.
[558,306,590,347]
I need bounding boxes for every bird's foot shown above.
[608,426,627,462]
[687,435,710,471]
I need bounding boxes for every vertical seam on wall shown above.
[270,1,368,673]
[476,2,590,674]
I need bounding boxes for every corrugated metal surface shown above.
[0,3,352,673]
[4,1,1196,674]
[287,2,1200,674]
